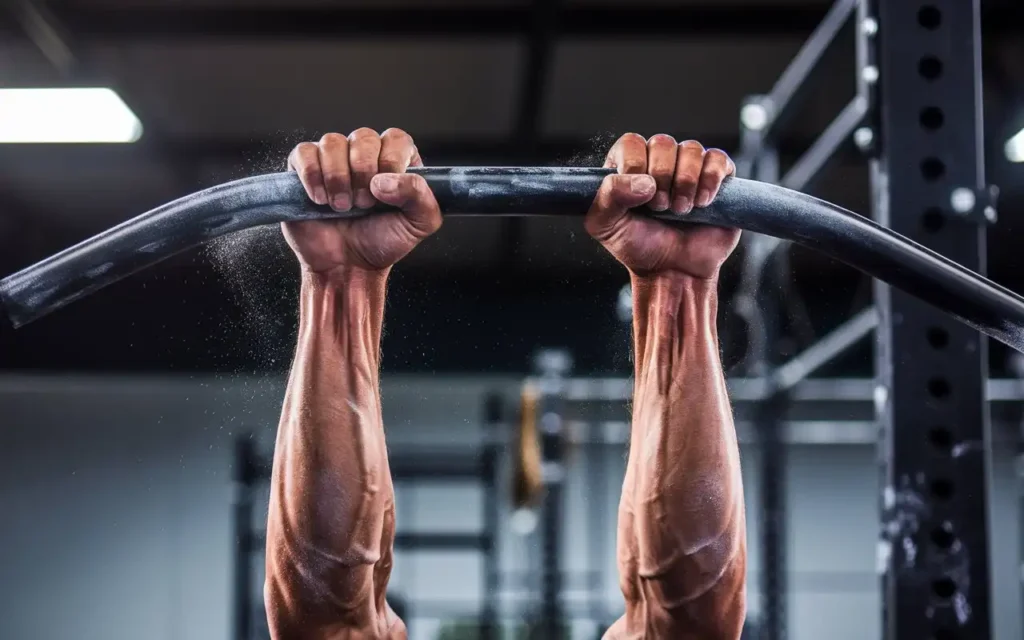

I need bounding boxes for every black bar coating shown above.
[2,167,1024,355]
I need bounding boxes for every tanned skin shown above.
[587,135,746,639]
[265,128,745,639]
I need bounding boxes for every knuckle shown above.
[349,151,377,172]
[648,133,677,147]
[608,174,630,193]
[349,162,375,179]
[381,127,413,144]
[290,141,316,164]
[408,174,429,192]
[318,132,347,147]
[620,132,646,146]
[674,171,699,189]
[348,127,380,142]
[620,156,646,173]
[704,165,728,180]
[378,156,402,172]
[679,139,706,154]
[323,170,349,189]
[299,165,322,184]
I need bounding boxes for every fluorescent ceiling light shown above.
[1007,127,1024,163]
[0,88,142,143]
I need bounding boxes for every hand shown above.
[584,133,739,280]
[283,128,442,273]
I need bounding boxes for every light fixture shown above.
[0,87,142,143]
[1006,127,1024,163]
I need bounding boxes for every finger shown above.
[287,142,328,205]
[603,132,648,174]
[370,173,443,238]
[317,133,352,212]
[646,134,678,211]
[378,128,419,174]
[348,127,382,209]
[410,145,424,168]
[696,149,736,207]
[670,140,706,214]
[584,173,656,242]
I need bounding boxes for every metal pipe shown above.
[760,0,859,141]
[3,169,1024,357]
[771,306,879,392]
[780,95,868,192]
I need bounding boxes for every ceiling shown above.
[0,0,1022,371]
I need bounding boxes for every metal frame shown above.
[736,0,1000,638]
[735,3,868,637]
[532,350,572,637]
[869,1,994,638]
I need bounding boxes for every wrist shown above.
[299,264,388,351]
[302,263,390,291]
[631,270,718,312]
[630,271,719,379]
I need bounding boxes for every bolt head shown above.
[854,127,874,149]
[740,102,769,132]
[950,188,975,214]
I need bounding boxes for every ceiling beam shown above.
[11,6,827,40]
[0,4,1002,41]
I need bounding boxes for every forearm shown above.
[265,266,395,634]
[625,272,746,620]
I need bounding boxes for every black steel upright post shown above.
[232,436,256,640]
[751,149,789,640]
[481,392,504,640]
[869,1,994,639]
[535,350,571,639]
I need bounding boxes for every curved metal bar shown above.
[2,168,1024,354]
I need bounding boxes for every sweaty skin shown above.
[264,129,745,639]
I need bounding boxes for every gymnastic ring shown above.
[2,167,1023,354]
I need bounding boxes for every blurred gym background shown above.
[1,0,1024,639]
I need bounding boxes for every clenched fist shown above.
[283,127,442,273]
[585,133,739,280]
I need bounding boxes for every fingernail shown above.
[650,192,670,211]
[375,175,398,193]
[630,175,654,195]
[695,188,712,208]
[355,188,375,209]
[313,187,329,206]
[673,196,693,214]
[331,193,351,212]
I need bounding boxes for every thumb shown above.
[370,173,443,238]
[584,174,656,242]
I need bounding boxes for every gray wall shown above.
[0,375,1019,640]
